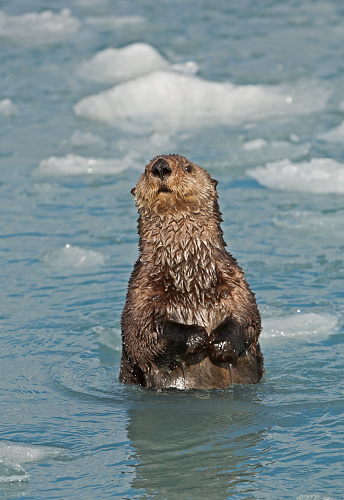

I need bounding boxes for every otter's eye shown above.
[185,164,193,173]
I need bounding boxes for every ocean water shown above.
[1,0,343,498]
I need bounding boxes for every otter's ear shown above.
[211,179,218,188]
[131,187,136,196]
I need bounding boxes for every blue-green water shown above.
[1,1,343,499]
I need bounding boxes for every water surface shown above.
[1,1,343,498]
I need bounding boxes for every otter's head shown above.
[131,154,218,217]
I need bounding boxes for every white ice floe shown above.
[0,9,81,45]
[0,98,18,117]
[77,43,169,84]
[67,130,106,148]
[262,312,338,339]
[247,158,344,193]
[74,72,332,131]
[41,244,106,269]
[317,121,344,142]
[37,153,138,176]
[0,441,65,483]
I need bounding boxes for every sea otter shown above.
[120,154,264,389]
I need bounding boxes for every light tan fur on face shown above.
[132,154,217,217]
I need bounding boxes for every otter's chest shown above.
[164,289,226,333]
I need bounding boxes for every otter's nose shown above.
[151,158,172,180]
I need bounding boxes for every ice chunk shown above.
[317,121,344,142]
[77,43,169,84]
[41,244,106,269]
[74,72,332,131]
[262,313,338,339]
[0,98,18,117]
[37,153,138,176]
[0,9,80,45]
[247,158,344,193]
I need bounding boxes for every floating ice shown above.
[77,43,169,84]
[74,72,332,131]
[41,244,106,269]
[37,153,138,176]
[317,121,344,142]
[68,130,106,148]
[0,441,65,483]
[0,9,81,45]
[247,158,344,193]
[0,98,18,117]
[262,312,338,339]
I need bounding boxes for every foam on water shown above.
[0,9,81,45]
[261,312,338,339]
[74,72,332,131]
[40,244,106,269]
[0,98,18,117]
[0,442,65,483]
[37,153,139,176]
[77,43,169,84]
[247,158,344,193]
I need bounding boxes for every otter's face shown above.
[132,154,218,216]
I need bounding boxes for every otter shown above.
[120,154,264,389]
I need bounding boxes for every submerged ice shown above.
[262,312,338,339]
[0,9,80,45]
[40,244,106,269]
[37,153,139,176]
[0,442,65,483]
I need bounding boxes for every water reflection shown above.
[126,388,270,499]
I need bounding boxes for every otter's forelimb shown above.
[209,316,251,365]
[155,319,209,368]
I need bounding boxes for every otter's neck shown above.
[138,207,226,296]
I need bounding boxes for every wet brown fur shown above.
[120,154,264,389]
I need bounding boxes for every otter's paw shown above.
[209,337,238,365]
[185,326,209,355]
